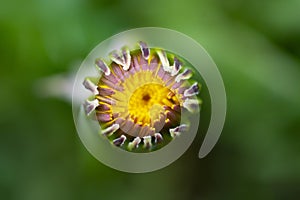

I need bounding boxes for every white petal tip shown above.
[169,124,188,137]
[175,69,192,82]
[183,82,199,97]
[83,99,99,116]
[157,50,170,68]
[95,59,110,76]
[113,135,126,146]
[154,133,163,143]
[102,124,120,136]
[171,57,181,76]
[128,137,141,150]
[139,41,150,60]
[109,48,131,71]
[143,136,152,148]
[82,78,98,95]
[183,98,199,113]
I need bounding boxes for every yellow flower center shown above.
[111,70,181,126]
[128,83,178,125]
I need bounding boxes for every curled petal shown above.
[109,50,124,66]
[139,41,150,60]
[171,57,181,76]
[122,47,131,71]
[183,98,199,113]
[154,133,163,143]
[175,69,192,82]
[83,78,98,95]
[95,59,110,76]
[83,99,99,116]
[169,124,188,137]
[102,124,119,136]
[184,82,199,97]
[143,136,152,148]
[157,50,172,73]
[109,47,131,71]
[113,135,126,146]
[128,137,141,150]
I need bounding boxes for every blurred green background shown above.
[1,0,300,199]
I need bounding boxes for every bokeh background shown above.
[1,0,300,199]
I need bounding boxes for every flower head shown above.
[83,41,201,152]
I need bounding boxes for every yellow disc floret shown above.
[111,70,181,126]
[128,83,178,125]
